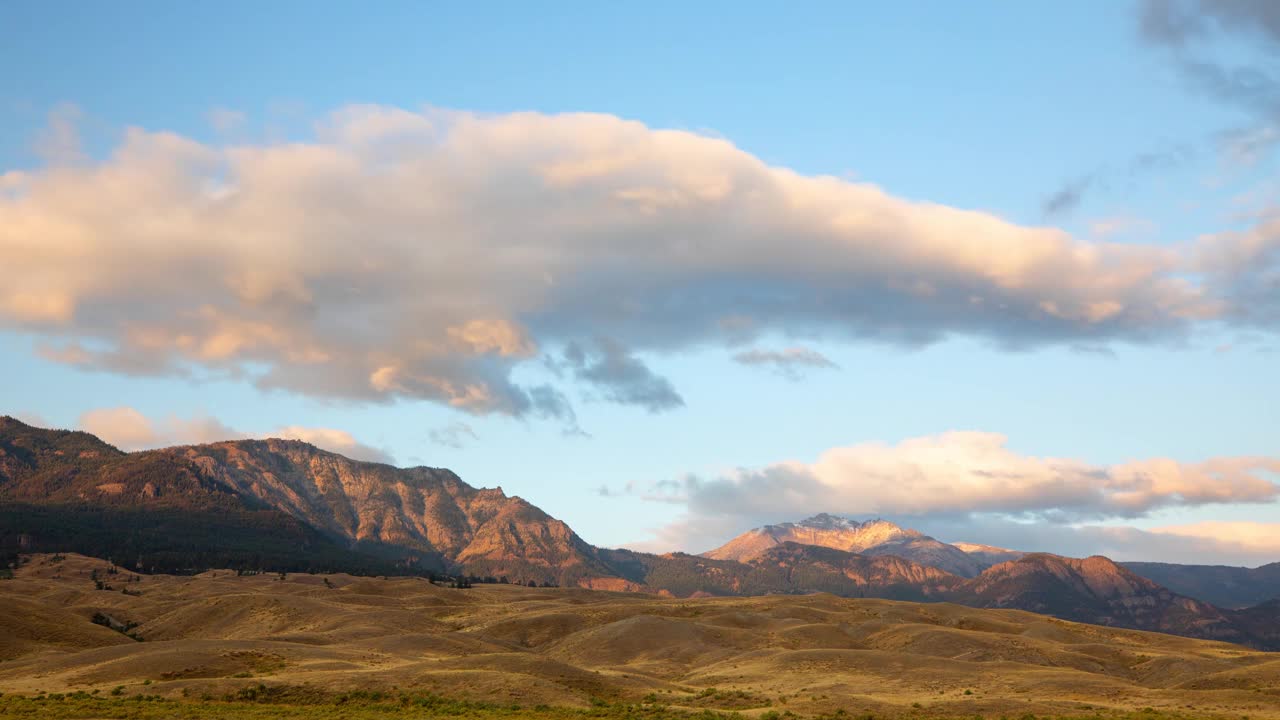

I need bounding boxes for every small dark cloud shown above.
[1042,176,1094,219]
[561,338,684,413]
[732,346,839,380]
[1041,139,1197,220]
[428,421,478,449]
[527,384,589,437]
[1129,143,1198,173]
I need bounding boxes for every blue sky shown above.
[3,1,1278,563]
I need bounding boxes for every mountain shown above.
[1122,561,1280,608]
[3,416,1277,649]
[172,438,617,585]
[704,513,986,576]
[949,553,1249,645]
[652,539,1275,648]
[0,417,388,575]
[0,416,606,585]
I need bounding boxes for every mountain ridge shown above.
[3,416,1277,649]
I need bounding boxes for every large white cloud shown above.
[0,105,1252,416]
[668,431,1280,519]
[78,406,393,464]
[625,431,1280,552]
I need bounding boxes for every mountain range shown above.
[2,415,1277,649]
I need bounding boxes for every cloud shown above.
[1193,211,1280,327]
[428,421,478,449]
[77,406,393,463]
[561,338,684,412]
[0,105,1250,416]
[628,431,1280,551]
[1149,520,1280,556]
[207,107,247,135]
[1219,124,1280,166]
[33,103,85,166]
[1041,175,1094,219]
[1089,215,1158,239]
[1142,0,1280,51]
[79,407,239,449]
[12,410,51,428]
[1141,1,1280,164]
[269,425,394,464]
[1041,144,1195,220]
[732,346,838,380]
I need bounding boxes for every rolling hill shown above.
[2,553,1279,719]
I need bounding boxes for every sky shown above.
[2,1,1279,565]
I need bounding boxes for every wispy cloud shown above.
[206,107,247,135]
[428,421,478,449]
[1040,143,1195,220]
[1140,0,1280,166]
[732,346,838,380]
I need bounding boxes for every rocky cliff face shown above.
[704,514,984,576]
[168,439,611,585]
[0,418,606,585]
[178,439,496,555]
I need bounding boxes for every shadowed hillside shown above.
[1124,561,1280,609]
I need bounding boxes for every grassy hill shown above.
[1,553,1279,720]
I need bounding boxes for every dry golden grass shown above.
[2,554,1278,719]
